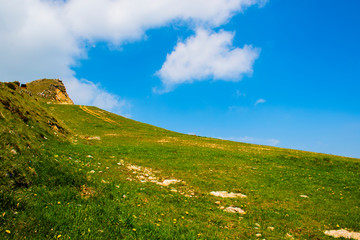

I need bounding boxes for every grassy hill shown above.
[1,81,359,239]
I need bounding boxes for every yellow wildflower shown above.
[132,228,136,232]
[57,234,61,238]
[5,230,11,234]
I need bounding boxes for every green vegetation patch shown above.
[1,82,359,239]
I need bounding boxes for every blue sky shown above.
[1,0,359,158]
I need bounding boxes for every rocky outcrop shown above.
[26,79,74,104]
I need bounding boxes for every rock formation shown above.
[26,79,74,104]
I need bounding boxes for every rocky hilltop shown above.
[25,78,74,104]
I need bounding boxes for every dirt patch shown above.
[80,135,101,140]
[154,137,225,150]
[250,147,272,151]
[80,185,96,199]
[210,191,247,198]
[156,138,173,143]
[324,229,360,239]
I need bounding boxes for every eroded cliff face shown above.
[26,79,74,104]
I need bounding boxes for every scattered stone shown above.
[124,162,196,197]
[300,195,309,198]
[324,229,360,240]
[223,206,246,214]
[210,191,247,198]
[127,165,142,171]
[157,179,181,186]
[286,233,294,238]
[267,227,274,231]
[256,233,262,237]
[255,223,261,227]
[215,201,221,205]
[10,149,17,154]
[81,135,101,140]
[87,155,93,158]
[88,170,95,173]
[88,136,101,140]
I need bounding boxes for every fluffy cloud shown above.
[63,0,262,42]
[0,0,266,112]
[155,29,260,92]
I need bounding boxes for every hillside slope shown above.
[1,81,359,239]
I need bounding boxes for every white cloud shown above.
[0,0,266,110]
[219,136,280,146]
[254,98,266,105]
[63,77,131,116]
[155,29,260,92]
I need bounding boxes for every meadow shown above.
[1,82,359,239]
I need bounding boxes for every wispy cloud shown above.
[155,29,260,93]
[234,90,246,98]
[254,98,266,106]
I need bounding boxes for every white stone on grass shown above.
[223,206,246,214]
[324,229,360,240]
[210,191,247,198]
[156,179,181,186]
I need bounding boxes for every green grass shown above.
[1,82,359,239]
